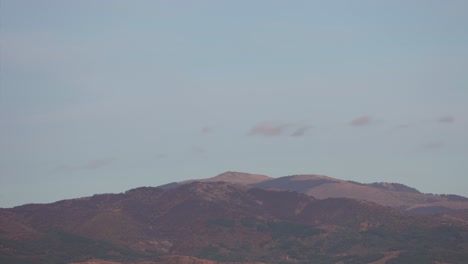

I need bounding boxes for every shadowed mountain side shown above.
[2,182,468,263]
[250,174,339,193]
[252,174,468,212]
[438,209,468,223]
[0,209,42,240]
[158,172,468,215]
[70,255,266,264]
[136,256,265,264]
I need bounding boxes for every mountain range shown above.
[162,171,468,216]
[1,171,468,264]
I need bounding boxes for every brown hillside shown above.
[159,171,271,190]
[253,174,468,211]
[2,181,468,263]
[70,256,265,264]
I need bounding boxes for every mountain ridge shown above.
[2,180,468,263]
[156,171,468,215]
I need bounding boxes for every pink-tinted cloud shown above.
[290,126,310,137]
[248,123,290,136]
[436,115,454,124]
[350,116,373,127]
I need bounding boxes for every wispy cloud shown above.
[422,142,444,149]
[248,123,291,137]
[201,126,213,134]
[395,124,410,129]
[54,158,116,173]
[191,146,207,154]
[436,115,454,124]
[155,154,167,159]
[290,126,310,137]
[81,158,115,170]
[350,116,374,127]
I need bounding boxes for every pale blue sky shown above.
[1,0,467,207]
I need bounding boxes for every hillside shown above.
[1,181,468,263]
[158,171,272,189]
[70,256,265,264]
[251,174,468,215]
[158,172,468,219]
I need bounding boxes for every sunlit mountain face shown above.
[2,173,468,263]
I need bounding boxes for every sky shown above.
[1,0,467,207]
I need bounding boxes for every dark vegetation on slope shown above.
[1,181,468,264]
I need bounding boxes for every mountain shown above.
[158,172,468,219]
[194,171,272,185]
[2,181,468,263]
[251,174,468,215]
[158,171,271,189]
[70,256,265,264]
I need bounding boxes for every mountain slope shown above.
[70,256,266,264]
[159,172,468,215]
[157,171,271,190]
[2,181,468,263]
[194,171,272,184]
[252,174,468,212]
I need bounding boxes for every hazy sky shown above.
[1,0,467,207]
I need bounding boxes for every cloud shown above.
[191,146,206,154]
[395,124,410,129]
[155,154,167,159]
[436,115,454,124]
[81,158,115,170]
[201,126,213,134]
[54,158,116,173]
[248,123,291,136]
[290,126,310,137]
[422,142,443,149]
[350,116,374,127]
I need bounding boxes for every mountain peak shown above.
[209,171,272,184]
[3,173,468,263]
[159,171,271,190]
